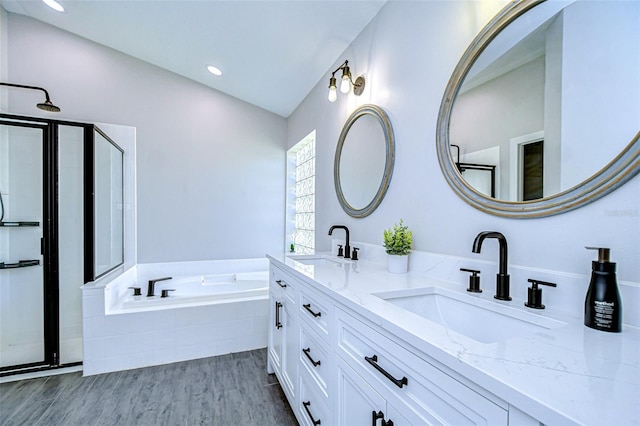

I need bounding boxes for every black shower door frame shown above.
[0,113,93,376]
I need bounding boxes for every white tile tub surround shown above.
[331,240,640,328]
[81,258,269,376]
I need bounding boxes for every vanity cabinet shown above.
[336,307,509,425]
[268,259,534,426]
[297,278,335,423]
[268,265,299,405]
[337,357,416,425]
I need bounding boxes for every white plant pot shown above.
[387,254,409,274]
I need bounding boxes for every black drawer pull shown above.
[303,401,321,425]
[275,301,282,329]
[372,411,394,426]
[302,347,321,367]
[365,355,408,388]
[303,303,322,317]
[0,259,40,270]
[276,279,287,288]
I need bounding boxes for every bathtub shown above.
[120,271,269,311]
[82,258,270,376]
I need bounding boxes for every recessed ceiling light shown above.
[207,65,222,76]
[42,0,64,12]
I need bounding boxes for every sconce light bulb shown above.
[340,74,351,94]
[328,86,337,102]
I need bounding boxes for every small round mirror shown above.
[334,104,395,218]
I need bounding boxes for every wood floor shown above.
[0,348,298,426]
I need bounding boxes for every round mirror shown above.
[437,0,640,218]
[334,104,395,218]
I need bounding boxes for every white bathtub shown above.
[82,258,270,375]
[120,271,269,310]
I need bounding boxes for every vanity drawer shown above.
[336,308,508,425]
[299,286,333,342]
[299,368,333,426]
[300,326,331,401]
[271,265,297,303]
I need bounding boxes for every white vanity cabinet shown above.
[297,281,335,424]
[335,307,509,425]
[267,265,299,406]
[268,259,537,426]
[337,357,417,425]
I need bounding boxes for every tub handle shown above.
[161,289,175,298]
[276,279,287,288]
[128,287,142,296]
[275,301,283,329]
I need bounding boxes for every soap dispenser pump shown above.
[584,247,621,332]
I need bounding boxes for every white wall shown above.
[0,7,8,110]
[287,1,640,283]
[5,13,286,263]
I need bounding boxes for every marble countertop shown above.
[267,252,640,426]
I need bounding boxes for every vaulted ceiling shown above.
[1,0,386,117]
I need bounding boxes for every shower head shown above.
[0,82,61,112]
[37,99,61,112]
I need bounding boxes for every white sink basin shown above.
[373,286,566,343]
[288,254,345,266]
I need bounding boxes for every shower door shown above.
[0,120,55,371]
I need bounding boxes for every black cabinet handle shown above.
[372,410,383,426]
[303,401,321,425]
[365,355,408,388]
[303,303,322,317]
[276,279,287,288]
[0,259,40,270]
[372,411,394,426]
[275,301,282,329]
[302,347,321,367]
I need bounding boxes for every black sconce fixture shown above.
[328,60,365,102]
[0,82,61,112]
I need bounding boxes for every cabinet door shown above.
[281,298,299,402]
[268,295,283,374]
[336,358,386,426]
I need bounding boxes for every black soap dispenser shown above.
[584,247,622,332]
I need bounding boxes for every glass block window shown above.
[286,131,315,254]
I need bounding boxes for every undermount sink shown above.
[373,286,566,344]
[287,254,346,266]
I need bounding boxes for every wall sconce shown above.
[0,82,61,112]
[328,60,365,102]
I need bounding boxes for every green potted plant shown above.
[383,219,413,273]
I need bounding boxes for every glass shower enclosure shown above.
[0,114,123,376]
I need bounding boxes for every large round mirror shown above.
[334,104,395,218]
[437,0,640,218]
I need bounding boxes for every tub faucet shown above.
[147,277,172,297]
[472,231,511,301]
[328,225,351,259]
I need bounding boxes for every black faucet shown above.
[328,225,351,259]
[472,231,511,301]
[147,277,172,297]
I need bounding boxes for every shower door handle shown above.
[41,237,45,255]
